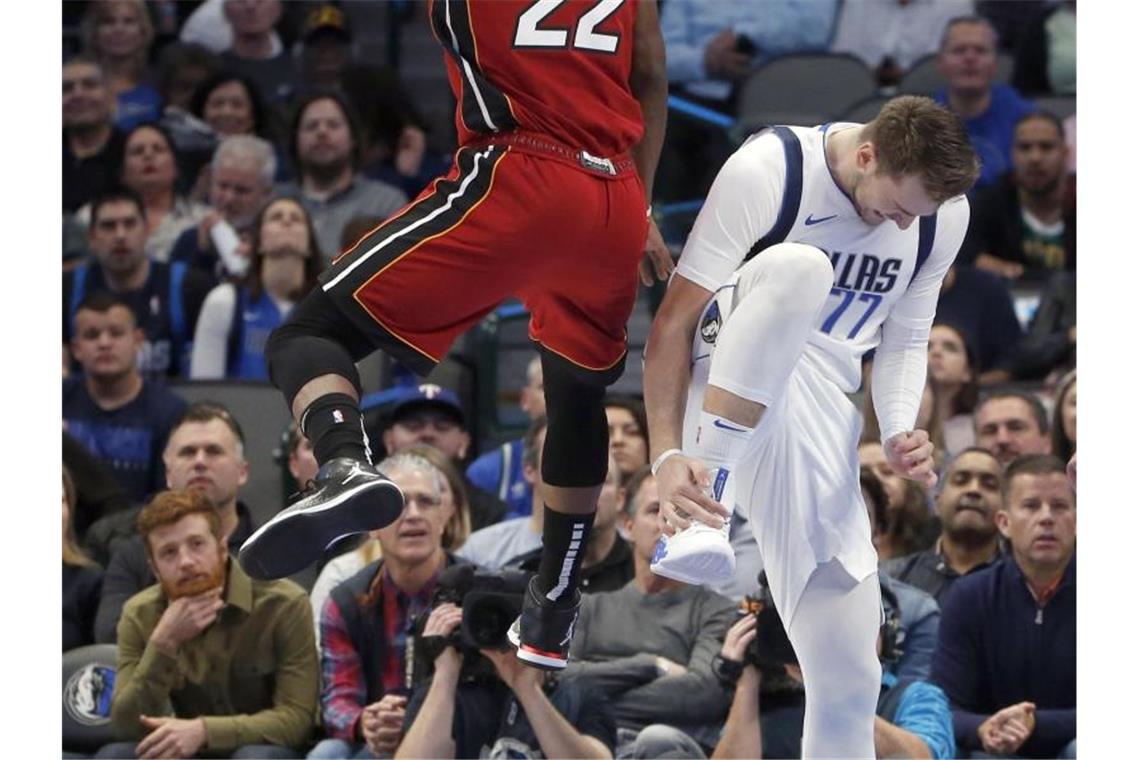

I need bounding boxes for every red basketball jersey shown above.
[428,0,645,157]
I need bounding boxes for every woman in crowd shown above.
[81,0,161,130]
[928,322,979,456]
[1052,369,1077,464]
[190,70,270,142]
[63,467,103,652]
[120,123,210,261]
[307,444,472,647]
[190,196,322,380]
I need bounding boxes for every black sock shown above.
[301,393,370,467]
[534,505,595,605]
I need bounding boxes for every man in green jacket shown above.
[97,489,317,759]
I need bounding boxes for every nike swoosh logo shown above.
[804,214,838,226]
[713,419,748,433]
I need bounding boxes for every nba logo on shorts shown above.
[333,410,344,424]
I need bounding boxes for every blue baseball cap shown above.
[388,383,465,427]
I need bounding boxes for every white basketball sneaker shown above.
[650,467,735,585]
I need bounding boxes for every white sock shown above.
[690,410,755,527]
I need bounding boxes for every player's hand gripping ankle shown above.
[656,454,731,535]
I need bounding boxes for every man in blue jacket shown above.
[931,453,1075,758]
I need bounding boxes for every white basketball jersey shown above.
[676,123,970,394]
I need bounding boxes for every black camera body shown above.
[409,564,529,686]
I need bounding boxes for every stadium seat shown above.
[736,53,877,132]
[62,644,121,753]
[842,95,894,124]
[1030,95,1076,120]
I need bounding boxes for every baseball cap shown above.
[302,4,351,42]
[388,383,465,428]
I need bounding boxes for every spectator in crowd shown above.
[115,123,210,261]
[310,443,472,648]
[974,390,1053,468]
[886,448,1005,607]
[932,454,1076,758]
[63,57,126,214]
[1051,370,1076,465]
[565,467,736,755]
[1011,270,1076,382]
[928,323,980,455]
[297,4,356,94]
[190,196,323,379]
[466,355,544,521]
[711,610,956,759]
[94,403,256,643]
[1011,1,1076,96]
[934,264,1024,385]
[169,134,276,278]
[934,16,1034,189]
[189,70,273,146]
[63,187,215,378]
[964,112,1075,279]
[380,383,508,531]
[156,42,221,114]
[830,0,971,86]
[63,466,104,652]
[605,394,651,486]
[458,417,549,570]
[396,604,616,759]
[64,431,131,553]
[340,64,454,200]
[277,91,407,262]
[219,0,296,104]
[858,441,939,560]
[98,489,316,759]
[308,453,462,759]
[659,0,840,110]
[63,292,187,506]
[80,0,161,131]
[862,467,941,682]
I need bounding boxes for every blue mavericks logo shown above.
[652,537,669,564]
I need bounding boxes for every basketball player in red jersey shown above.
[239,0,669,670]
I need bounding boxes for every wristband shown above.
[712,653,745,689]
[651,448,683,476]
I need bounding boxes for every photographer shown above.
[396,603,615,759]
[710,605,956,759]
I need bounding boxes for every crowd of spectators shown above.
[62,2,1076,758]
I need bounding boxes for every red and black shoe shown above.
[506,577,581,670]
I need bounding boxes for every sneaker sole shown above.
[507,625,568,670]
[238,479,403,580]
[650,556,735,586]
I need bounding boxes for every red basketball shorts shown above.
[318,137,648,382]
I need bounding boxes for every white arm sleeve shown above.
[674,132,786,292]
[873,196,971,443]
[189,283,236,380]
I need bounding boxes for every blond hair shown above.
[81,1,155,76]
[862,96,981,202]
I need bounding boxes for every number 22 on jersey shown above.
[513,0,624,52]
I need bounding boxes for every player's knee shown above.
[768,243,834,305]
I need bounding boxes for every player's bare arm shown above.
[630,0,672,286]
[644,273,730,533]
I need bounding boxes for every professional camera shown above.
[408,564,530,686]
[741,572,798,669]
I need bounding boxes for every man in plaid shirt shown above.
[308,453,466,759]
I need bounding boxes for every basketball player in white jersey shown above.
[643,96,979,757]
